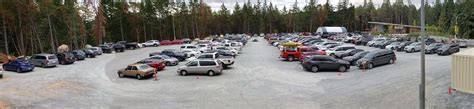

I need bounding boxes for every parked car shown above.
[136,59,166,70]
[437,44,460,56]
[183,38,192,44]
[342,51,370,65]
[396,41,414,51]
[141,40,160,47]
[357,50,396,69]
[30,54,59,68]
[71,50,86,60]
[82,49,97,58]
[2,58,35,73]
[150,49,187,61]
[457,40,468,48]
[117,64,156,80]
[0,64,3,78]
[55,52,76,65]
[367,38,386,47]
[99,45,113,53]
[252,39,258,42]
[334,49,364,59]
[301,55,350,73]
[215,46,238,56]
[112,44,125,52]
[385,42,401,50]
[117,41,139,49]
[149,55,179,66]
[325,45,356,57]
[404,42,423,53]
[425,43,444,54]
[160,40,172,45]
[88,47,103,55]
[379,40,397,49]
[180,45,201,57]
[177,59,223,76]
[197,52,234,68]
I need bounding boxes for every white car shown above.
[325,45,356,56]
[404,42,423,53]
[385,42,401,50]
[180,44,201,57]
[230,42,243,52]
[0,64,3,78]
[141,40,160,47]
[196,44,211,53]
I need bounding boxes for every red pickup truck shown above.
[280,45,325,61]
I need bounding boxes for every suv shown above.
[177,59,223,76]
[325,45,356,57]
[88,47,103,55]
[357,50,396,69]
[183,38,192,44]
[404,42,423,53]
[99,45,113,53]
[301,55,350,73]
[425,43,444,54]
[55,52,76,65]
[437,44,460,56]
[82,49,97,58]
[71,50,86,60]
[112,44,125,52]
[180,45,201,57]
[30,54,59,68]
[141,40,160,47]
[150,49,187,61]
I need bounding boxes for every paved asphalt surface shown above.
[0,37,472,108]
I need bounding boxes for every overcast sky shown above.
[201,0,446,11]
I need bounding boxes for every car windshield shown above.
[161,55,171,59]
[48,56,57,59]
[198,45,206,47]
[354,51,368,57]
[138,65,151,70]
[362,52,376,59]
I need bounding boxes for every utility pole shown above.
[420,0,426,108]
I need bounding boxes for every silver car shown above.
[404,42,423,53]
[30,54,59,67]
[177,59,223,76]
[149,55,179,66]
[89,47,103,55]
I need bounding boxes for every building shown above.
[368,22,421,34]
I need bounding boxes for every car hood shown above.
[342,56,355,61]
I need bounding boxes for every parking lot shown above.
[0,37,471,108]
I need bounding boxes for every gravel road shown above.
[0,37,472,108]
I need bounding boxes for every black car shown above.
[71,50,86,60]
[354,36,372,45]
[117,41,139,50]
[55,52,76,65]
[151,49,187,61]
[112,44,125,52]
[342,51,370,65]
[183,38,192,44]
[425,43,444,54]
[437,44,460,56]
[396,41,414,52]
[357,50,396,69]
[82,49,96,58]
[99,45,113,53]
[301,55,350,73]
[334,49,364,59]
[379,40,398,49]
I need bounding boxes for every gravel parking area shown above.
[0,37,472,108]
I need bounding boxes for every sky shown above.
[200,0,445,11]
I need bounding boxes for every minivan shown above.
[357,50,396,69]
[177,59,223,76]
[30,54,59,68]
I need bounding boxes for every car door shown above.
[186,61,199,73]
[131,66,139,76]
[316,57,331,70]
[372,53,383,66]
[197,61,212,74]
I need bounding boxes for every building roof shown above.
[368,21,421,28]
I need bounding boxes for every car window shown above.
[187,61,198,66]
[138,65,151,70]
[200,61,216,66]
[300,48,308,52]
[48,56,57,59]
[188,46,197,49]
[126,66,133,70]
[198,45,206,47]
[132,66,138,70]
[180,46,185,48]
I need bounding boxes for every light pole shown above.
[420,0,426,108]
[454,13,465,40]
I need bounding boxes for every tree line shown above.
[0,0,473,56]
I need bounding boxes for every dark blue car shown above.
[2,58,35,73]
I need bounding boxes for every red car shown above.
[171,39,183,45]
[160,40,172,45]
[136,59,166,70]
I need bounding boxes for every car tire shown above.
[208,70,215,76]
[330,54,335,57]
[154,44,158,47]
[165,62,171,66]
[180,70,187,76]
[142,44,146,47]
[16,68,22,73]
[288,56,294,62]
[118,72,124,78]
[368,63,374,69]
[389,59,395,64]
[411,49,414,53]
[190,54,195,57]
[338,66,347,72]
[136,74,142,80]
[41,63,46,68]
[311,66,319,73]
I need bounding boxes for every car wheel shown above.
[16,68,22,73]
[180,70,187,76]
[165,62,171,66]
[311,66,319,73]
[367,63,374,69]
[136,74,142,80]
[338,66,347,72]
[208,70,215,76]
[190,54,195,57]
[389,59,395,64]
[330,54,336,57]
[351,61,357,66]
[41,63,46,68]
[154,44,158,47]
[411,49,414,53]
[288,56,294,62]
[118,72,124,78]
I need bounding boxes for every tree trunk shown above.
[48,15,56,53]
[2,16,9,55]
[120,17,124,41]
